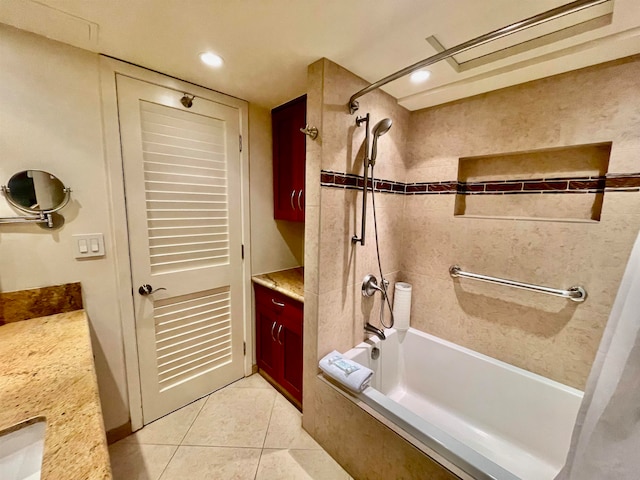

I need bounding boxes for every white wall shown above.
[0,24,305,431]
[0,24,128,430]
[248,104,304,274]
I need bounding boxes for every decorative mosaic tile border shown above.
[320,170,640,195]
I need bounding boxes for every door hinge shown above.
[239,135,242,152]
[241,244,245,259]
[243,341,246,355]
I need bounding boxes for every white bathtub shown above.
[340,328,583,480]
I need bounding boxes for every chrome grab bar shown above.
[449,265,587,302]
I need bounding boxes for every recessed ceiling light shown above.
[410,70,431,83]
[199,52,224,68]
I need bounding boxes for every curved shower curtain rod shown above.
[348,0,610,114]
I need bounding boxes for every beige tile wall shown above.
[403,56,640,390]
[304,55,640,478]
[304,59,450,478]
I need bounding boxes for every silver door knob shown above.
[138,284,167,295]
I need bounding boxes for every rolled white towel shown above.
[319,350,374,393]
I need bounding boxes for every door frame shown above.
[99,57,253,431]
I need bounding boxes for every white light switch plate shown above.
[72,233,105,258]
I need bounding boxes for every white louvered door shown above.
[116,75,245,423]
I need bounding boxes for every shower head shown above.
[372,118,393,137]
[370,118,393,163]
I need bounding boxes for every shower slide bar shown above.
[348,0,610,113]
[449,265,587,302]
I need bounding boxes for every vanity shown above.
[0,286,111,479]
[252,268,304,409]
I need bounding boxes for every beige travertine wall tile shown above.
[459,193,602,220]
[458,144,610,182]
[355,193,405,280]
[305,54,640,479]
[304,58,416,475]
[399,270,606,390]
[407,161,459,184]
[317,283,357,357]
[400,198,466,281]
[302,291,318,435]
[320,59,409,181]
[304,205,320,296]
[407,57,640,167]
[313,379,457,480]
[601,192,640,216]
[317,200,358,295]
[608,143,640,174]
[403,56,640,389]
[306,60,324,209]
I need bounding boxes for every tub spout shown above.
[364,322,386,340]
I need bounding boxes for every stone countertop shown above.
[252,267,304,303]
[0,310,112,480]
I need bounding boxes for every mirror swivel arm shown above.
[0,186,71,228]
[0,211,53,227]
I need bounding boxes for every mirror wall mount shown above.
[1,170,72,229]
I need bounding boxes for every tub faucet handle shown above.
[362,274,384,297]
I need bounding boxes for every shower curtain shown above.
[556,231,640,479]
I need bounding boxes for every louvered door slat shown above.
[149,233,228,247]
[144,140,226,159]
[145,171,226,184]
[139,101,231,275]
[154,287,232,389]
[142,109,226,134]
[148,219,228,230]
[118,75,244,424]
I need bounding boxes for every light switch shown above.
[73,234,105,259]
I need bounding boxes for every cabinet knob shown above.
[271,321,277,342]
[277,324,284,345]
[271,299,285,307]
[290,190,296,210]
[297,190,303,211]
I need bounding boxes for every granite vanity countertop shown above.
[0,310,112,480]
[252,267,304,303]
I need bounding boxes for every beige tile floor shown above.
[109,374,352,480]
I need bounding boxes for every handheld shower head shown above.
[370,118,393,163]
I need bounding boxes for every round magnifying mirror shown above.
[5,170,68,213]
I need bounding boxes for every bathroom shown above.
[1,1,639,479]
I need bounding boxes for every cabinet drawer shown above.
[254,284,303,324]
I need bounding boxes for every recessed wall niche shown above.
[454,142,612,221]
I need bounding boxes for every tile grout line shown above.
[254,388,279,480]
[177,393,210,446]
[156,394,211,480]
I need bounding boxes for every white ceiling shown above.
[1,0,640,111]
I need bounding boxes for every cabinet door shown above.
[272,95,306,222]
[278,303,303,404]
[255,298,279,382]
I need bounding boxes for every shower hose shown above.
[370,164,395,330]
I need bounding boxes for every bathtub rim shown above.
[317,374,476,480]
[380,328,584,397]
[320,373,516,480]
[333,327,584,480]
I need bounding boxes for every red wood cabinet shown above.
[254,284,303,408]
[272,95,306,222]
